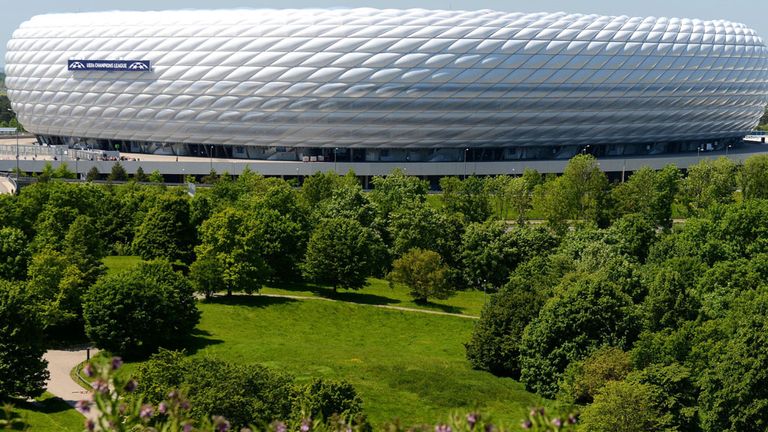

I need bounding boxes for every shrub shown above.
[83,260,199,357]
[579,380,660,432]
[558,346,633,404]
[291,378,365,426]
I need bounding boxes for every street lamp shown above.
[697,146,701,157]
[210,145,214,171]
[334,147,339,174]
[726,144,733,156]
[582,145,590,155]
[463,148,469,179]
[6,109,18,179]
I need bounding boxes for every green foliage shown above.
[533,155,609,231]
[558,346,632,404]
[0,281,49,399]
[135,350,298,428]
[303,217,385,290]
[83,260,200,357]
[579,380,660,432]
[519,275,640,398]
[612,165,680,228]
[149,169,164,183]
[439,176,492,223]
[134,166,148,182]
[369,168,429,219]
[108,162,128,181]
[387,248,453,302]
[678,157,737,215]
[626,363,699,432]
[461,222,557,292]
[642,264,701,331]
[607,213,657,262]
[291,378,364,426]
[132,194,195,263]
[388,201,464,267]
[25,249,88,338]
[85,166,100,182]
[0,227,30,280]
[465,277,545,377]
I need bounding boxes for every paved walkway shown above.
[255,293,479,319]
[44,349,100,422]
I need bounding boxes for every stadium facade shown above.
[4,8,768,168]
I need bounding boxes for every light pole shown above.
[15,127,19,180]
[75,157,79,180]
[697,146,701,157]
[463,148,469,179]
[210,146,214,172]
[726,144,732,156]
[334,147,339,174]
[582,145,590,155]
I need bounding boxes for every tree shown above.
[149,170,164,183]
[440,176,492,223]
[608,213,657,262]
[300,171,359,208]
[559,346,633,403]
[26,249,88,338]
[461,222,557,292]
[52,163,76,179]
[85,166,100,182]
[108,162,128,182]
[612,166,680,228]
[191,207,270,296]
[740,155,768,200]
[519,275,640,397]
[0,227,30,280]
[63,214,106,286]
[533,155,609,231]
[506,176,533,225]
[579,381,660,432]
[132,194,195,263]
[642,266,700,332]
[387,248,453,302]
[303,218,385,291]
[388,201,465,266]
[465,277,546,377]
[369,169,428,219]
[83,260,200,357]
[134,166,149,182]
[0,281,49,399]
[626,363,699,432]
[677,157,737,215]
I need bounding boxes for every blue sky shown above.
[2,0,767,69]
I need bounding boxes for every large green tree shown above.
[0,227,30,281]
[677,157,737,215]
[302,217,385,291]
[579,380,661,432]
[533,155,610,231]
[0,281,49,399]
[612,165,680,229]
[519,274,640,397]
[387,248,453,302]
[132,194,195,263]
[83,260,200,357]
[439,176,492,223]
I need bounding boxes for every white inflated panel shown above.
[4,8,768,148]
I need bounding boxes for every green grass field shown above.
[7,393,83,431]
[101,256,551,427]
[191,297,549,427]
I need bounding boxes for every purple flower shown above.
[168,390,178,400]
[158,402,168,414]
[483,425,495,432]
[75,400,91,414]
[521,420,532,430]
[111,357,123,370]
[529,409,537,418]
[435,424,452,432]
[183,423,194,432]
[123,380,137,393]
[181,400,191,410]
[85,419,95,431]
[300,418,312,432]
[140,404,154,419]
[83,363,94,378]
[552,418,562,427]
[467,413,479,428]
[568,414,577,425]
[272,421,287,432]
[93,380,109,394]
[213,417,230,432]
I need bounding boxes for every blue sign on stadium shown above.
[68,59,151,72]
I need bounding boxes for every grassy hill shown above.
[103,256,553,427]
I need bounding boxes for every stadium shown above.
[3,8,768,176]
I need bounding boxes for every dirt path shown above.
[256,293,480,319]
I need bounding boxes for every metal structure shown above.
[4,8,768,164]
